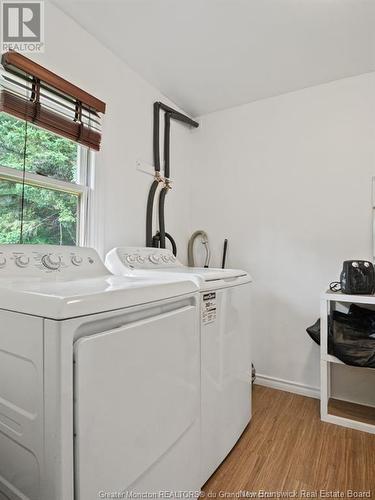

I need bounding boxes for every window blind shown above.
[0,51,106,151]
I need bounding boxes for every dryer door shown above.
[74,302,200,500]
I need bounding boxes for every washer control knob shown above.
[125,254,136,264]
[71,255,83,266]
[15,255,29,268]
[15,255,30,268]
[149,254,161,264]
[42,254,61,270]
[162,255,170,263]
[0,255,6,268]
[137,255,145,264]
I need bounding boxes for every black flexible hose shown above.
[146,179,159,247]
[158,112,171,249]
[165,232,177,256]
[164,113,171,179]
[147,102,198,250]
[158,186,168,248]
[157,102,199,128]
[153,102,161,172]
[146,103,161,247]
[152,233,160,248]
[151,231,177,256]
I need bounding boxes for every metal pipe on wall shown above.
[146,102,199,255]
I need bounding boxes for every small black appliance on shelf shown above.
[339,260,375,295]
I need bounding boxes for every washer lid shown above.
[0,275,197,319]
[151,266,248,281]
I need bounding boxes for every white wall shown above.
[32,4,375,393]
[192,73,375,391]
[32,1,195,260]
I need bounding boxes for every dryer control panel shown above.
[0,244,108,279]
[106,247,184,272]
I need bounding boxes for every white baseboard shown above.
[254,373,320,400]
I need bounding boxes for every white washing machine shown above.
[106,247,252,484]
[0,245,201,500]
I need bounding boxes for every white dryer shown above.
[0,245,201,500]
[106,247,252,484]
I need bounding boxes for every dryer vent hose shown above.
[188,230,210,268]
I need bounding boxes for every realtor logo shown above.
[1,1,44,52]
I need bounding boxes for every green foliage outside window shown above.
[0,113,80,245]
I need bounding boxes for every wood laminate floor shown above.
[202,385,375,499]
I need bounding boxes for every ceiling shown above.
[52,0,375,117]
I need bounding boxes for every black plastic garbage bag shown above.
[348,304,375,338]
[306,305,375,368]
[306,319,321,345]
[306,318,334,350]
[331,310,375,368]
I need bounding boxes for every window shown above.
[0,112,92,245]
[0,50,105,247]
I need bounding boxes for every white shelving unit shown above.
[320,291,375,434]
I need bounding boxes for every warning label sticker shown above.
[202,292,217,324]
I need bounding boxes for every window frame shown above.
[0,142,93,246]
